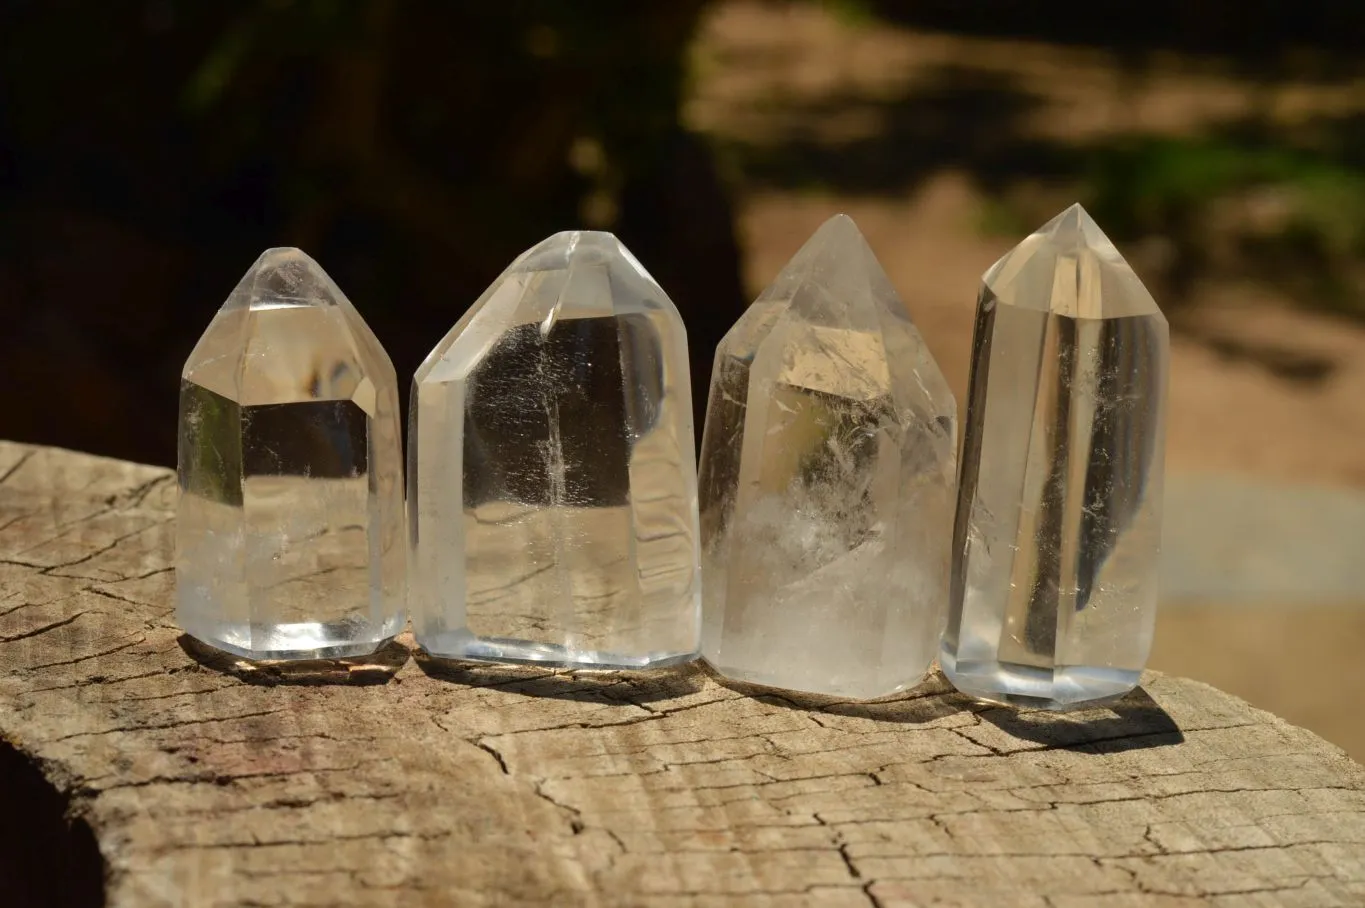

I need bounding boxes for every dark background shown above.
[3,0,1365,465]
[0,0,747,462]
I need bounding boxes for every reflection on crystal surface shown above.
[410,231,701,669]
[698,215,957,699]
[941,204,1168,708]
[176,248,405,660]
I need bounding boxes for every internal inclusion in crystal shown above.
[940,204,1168,708]
[176,249,405,660]
[410,231,701,669]
[699,215,957,699]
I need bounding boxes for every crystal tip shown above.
[810,212,864,243]
[981,202,1163,320]
[514,229,655,281]
[1038,203,1113,254]
[246,246,323,277]
[229,246,343,310]
[782,212,873,264]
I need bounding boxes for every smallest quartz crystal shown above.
[176,248,406,660]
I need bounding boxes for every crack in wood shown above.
[0,442,1363,906]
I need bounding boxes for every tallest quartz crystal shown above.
[410,231,701,668]
[941,204,1169,708]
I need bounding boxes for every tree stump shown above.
[1,441,1363,907]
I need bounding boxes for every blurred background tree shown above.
[0,0,745,463]
[5,0,1365,460]
[6,0,1365,463]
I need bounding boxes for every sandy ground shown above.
[1155,606,1365,760]
[691,2,1365,759]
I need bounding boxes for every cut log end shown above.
[1,441,1363,907]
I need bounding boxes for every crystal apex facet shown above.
[983,202,1161,320]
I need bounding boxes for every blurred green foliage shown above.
[722,1,1365,320]
[1083,127,1365,316]
[858,0,1365,317]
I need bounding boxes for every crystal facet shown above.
[410,231,701,668]
[176,248,406,660]
[941,204,1169,709]
[698,215,958,698]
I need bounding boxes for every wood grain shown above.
[1,442,1363,907]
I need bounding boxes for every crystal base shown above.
[180,613,403,662]
[941,655,1140,710]
[706,660,924,701]
[417,630,698,671]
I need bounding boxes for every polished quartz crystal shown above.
[941,204,1168,708]
[410,231,701,668]
[176,248,405,660]
[698,215,957,698]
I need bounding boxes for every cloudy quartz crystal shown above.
[410,231,701,668]
[941,204,1169,708]
[698,215,958,698]
[176,248,406,660]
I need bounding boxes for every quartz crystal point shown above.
[698,215,958,698]
[941,204,1169,709]
[410,231,702,668]
[176,248,406,660]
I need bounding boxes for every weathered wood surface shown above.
[1,441,1364,908]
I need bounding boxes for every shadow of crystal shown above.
[413,650,707,705]
[976,686,1185,753]
[177,634,409,686]
[705,665,967,725]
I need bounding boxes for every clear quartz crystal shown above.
[698,215,957,699]
[941,204,1169,709]
[410,231,701,669]
[176,248,405,660]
